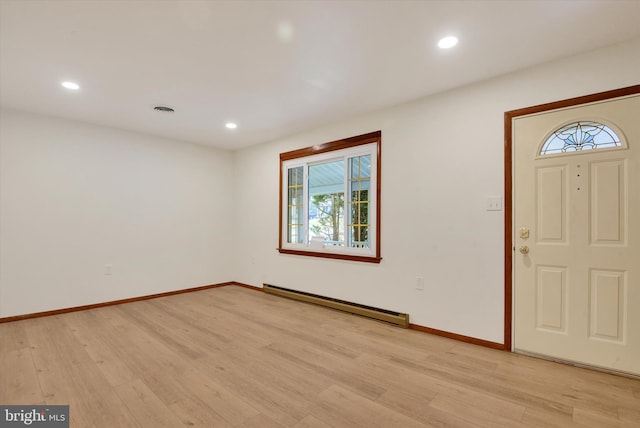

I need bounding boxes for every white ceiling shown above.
[1,0,639,150]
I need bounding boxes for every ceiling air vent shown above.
[153,106,174,113]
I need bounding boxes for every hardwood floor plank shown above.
[193,354,311,426]
[310,385,428,428]
[166,401,233,428]
[26,316,140,427]
[489,365,632,419]
[147,366,260,427]
[424,348,500,377]
[0,319,31,352]
[115,379,186,428]
[93,307,194,378]
[571,407,628,428]
[429,392,528,428]
[618,405,640,425]
[64,310,138,387]
[347,353,440,399]
[292,415,333,428]
[520,408,575,428]
[262,340,385,400]
[0,347,43,404]
[386,349,576,419]
[237,413,287,428]
[85,306,259,426]
[1,285,638,427]
[376,388,481,428]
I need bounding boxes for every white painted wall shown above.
[0,110,234,317]
[231,39,640,343]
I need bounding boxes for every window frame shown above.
[278,131,382,263]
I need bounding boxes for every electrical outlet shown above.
[105,264,112,275]
[416,276,424,291]
[486,197,503,211]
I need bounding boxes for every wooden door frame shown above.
[503,84,640,351]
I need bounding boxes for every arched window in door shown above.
[540,121,622,155]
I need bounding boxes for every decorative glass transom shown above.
[540,121,622,155]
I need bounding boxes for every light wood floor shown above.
[1,286,639,427]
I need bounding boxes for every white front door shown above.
[513,94,640,376]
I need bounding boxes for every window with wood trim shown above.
[279,131,381,263]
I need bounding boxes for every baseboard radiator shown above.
[262,284,409,328]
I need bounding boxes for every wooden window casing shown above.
[278,131,382,263]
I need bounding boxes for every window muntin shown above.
[349,155,370,248]
[287,166,304,244]
[279,132,381,263]
[540,121,622,155]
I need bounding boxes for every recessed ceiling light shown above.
[276,21,294,43]
[61,81,80,90]
[225,122,237,129]
[438,36,458,49]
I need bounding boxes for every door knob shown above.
[519,245,529,255]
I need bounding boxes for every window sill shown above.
[277,248,382,264]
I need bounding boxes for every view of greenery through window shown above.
[287,153,372,249]
[286,155,372,248]
[305,155,371,248]
[280,130,380,262]
[309,159,345,245]
[310,192,344,244]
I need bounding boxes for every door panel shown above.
[590,160,625,244]
[589,269,625,342]
[536,265,567,332]
[513,94,639,376]
[536,166,567,242]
